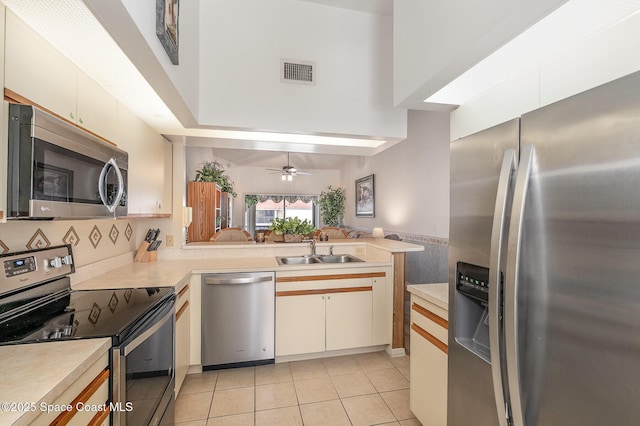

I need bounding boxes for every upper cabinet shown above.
[3,9,171,217]
[4,11,117,142]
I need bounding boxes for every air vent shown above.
[281,59,315,85]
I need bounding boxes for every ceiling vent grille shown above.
[281,59,315,85]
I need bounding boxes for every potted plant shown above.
[269,217,316,243]
[318,186,345,227]
[194,160,237,197]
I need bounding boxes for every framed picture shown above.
[156,0,179,65]
[355,174,375,217]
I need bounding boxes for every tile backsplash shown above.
[0,219,137,266]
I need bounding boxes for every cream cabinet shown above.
[409,292,448,426]
[5,10,117,142]
[32,351,110,426]
[275,269,388,357]
[175,281,191,395]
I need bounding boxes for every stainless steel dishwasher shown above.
[201,271,275,370]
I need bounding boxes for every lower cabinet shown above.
[175,282,191,395]
[409,294,448,426]
[34,351,110,426]
[275,270,387,357]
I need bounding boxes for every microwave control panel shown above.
[456,262,490,303]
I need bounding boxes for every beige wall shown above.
[341,110,450,239]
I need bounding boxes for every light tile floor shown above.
[175,351,422,426]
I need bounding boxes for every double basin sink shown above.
[276,254,364,265]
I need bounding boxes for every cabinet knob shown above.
[69,112,75,120]
[78,117,83,124]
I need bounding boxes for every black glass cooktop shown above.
[0,284,173,345]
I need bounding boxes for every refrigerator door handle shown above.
[489,149,517,426]
[505,143,536,426]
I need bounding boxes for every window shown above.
[245,194,318,236]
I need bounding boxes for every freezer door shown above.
[513,70,640,425]
[448,119,519,426]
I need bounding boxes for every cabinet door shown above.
[76,72,117,142]
[276,294,325,356]
[175,298,190,395]
[5,11,76,121]
[410,327,448,426]
[325,289,373,351]
[187,182,217,242]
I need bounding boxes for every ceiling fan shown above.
[266,153,312,181]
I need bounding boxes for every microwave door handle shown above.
[505,143,535,426]
[98,158,124,213]
[489,148,517,426]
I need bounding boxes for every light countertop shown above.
[407,282,449,311]
[185,237,425,253]
[0,338,111,425]
[72,255,393,290]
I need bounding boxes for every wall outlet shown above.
[166,235,174,247]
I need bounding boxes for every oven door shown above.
[112,295,175,426]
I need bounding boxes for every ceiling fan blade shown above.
[296,171,312,175]
[266,168,282,172]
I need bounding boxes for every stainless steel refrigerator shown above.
[448,70,640,426]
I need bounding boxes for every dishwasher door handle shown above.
[203,275,273,285]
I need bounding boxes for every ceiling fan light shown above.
[281,174,286,181]
[287,174,292,181]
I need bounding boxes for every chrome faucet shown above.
[329,245,334,255]
[302,239,316,256]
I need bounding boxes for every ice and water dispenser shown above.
[455,262,492,362]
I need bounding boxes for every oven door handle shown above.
[122,298,175,356]
[98,158,124,213]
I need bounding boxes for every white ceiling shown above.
[3,0,392,170]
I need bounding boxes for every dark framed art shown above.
[156,0,179,65]
[355,174,375,217]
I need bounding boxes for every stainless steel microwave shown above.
[6,103,128,219]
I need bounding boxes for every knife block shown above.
[134,241,157,263]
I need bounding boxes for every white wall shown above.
[341,110,450,238]
[393,0,566,109]
[451,9,640,139]
[197,0,406,140]
[185,147,341,227]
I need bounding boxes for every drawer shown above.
[34,352,109,425]
[411,301,448,346]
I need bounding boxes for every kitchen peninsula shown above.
[73,238,423,365]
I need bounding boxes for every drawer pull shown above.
[276,286,373,297]
[412,303,448,329]
[178,284,190,298]
[176,300,190,320]
[276,272,385,283]
[50,368,109,425]
[412,323,448,354]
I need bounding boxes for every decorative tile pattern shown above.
[108,292,119,313]
[89,225,102,248]
[124,289,132,303]
[26,228,51,250]
[88,302,101,325]
[62,226,80,246]
[109,224,119,245]
[0,240,9,254]
[125,223,133,241]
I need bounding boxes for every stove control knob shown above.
[49,257,63,268]
[63,325,73,337]
[51,329,62,339]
